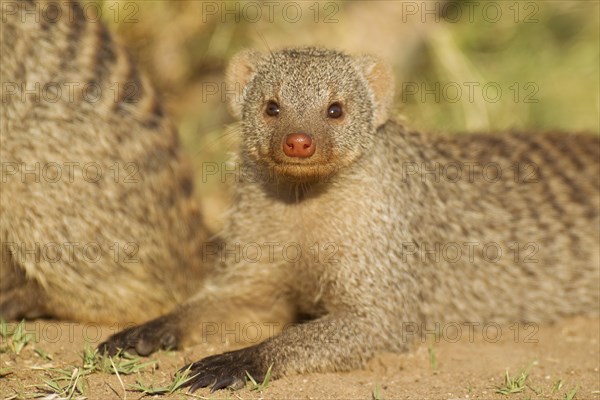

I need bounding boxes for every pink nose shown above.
[283,133,316,158]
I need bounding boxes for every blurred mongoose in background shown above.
[103,46,599,392]
[0,0,209,323]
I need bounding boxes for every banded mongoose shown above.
[100,47,600,392]
[0,0,209,323]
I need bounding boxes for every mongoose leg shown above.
[98,313,181,356]
[181,314,379,392]
[99,272,297,356]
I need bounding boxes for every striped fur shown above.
[0,0,210,323]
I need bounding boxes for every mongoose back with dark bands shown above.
[101,47,599,391]
[0,0,210,323]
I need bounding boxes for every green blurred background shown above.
[96,0,599,231]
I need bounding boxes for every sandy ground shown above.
[1,317,598,400]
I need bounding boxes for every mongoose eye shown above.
[327,103,343,119]
[265,101,280,117]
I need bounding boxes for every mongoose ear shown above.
[354,55,394,127]
[226,50,263,120]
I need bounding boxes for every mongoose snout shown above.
[282,133,316,158]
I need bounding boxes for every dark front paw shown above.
[97,315,179,356]
[180,346,267,392]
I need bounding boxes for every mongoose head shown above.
[226,47,394,182]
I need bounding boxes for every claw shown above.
[97,340,121,357]
[210,375,235,392]
[177,345,267,392]
[178,362,194,376]
[189,374,216,392]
